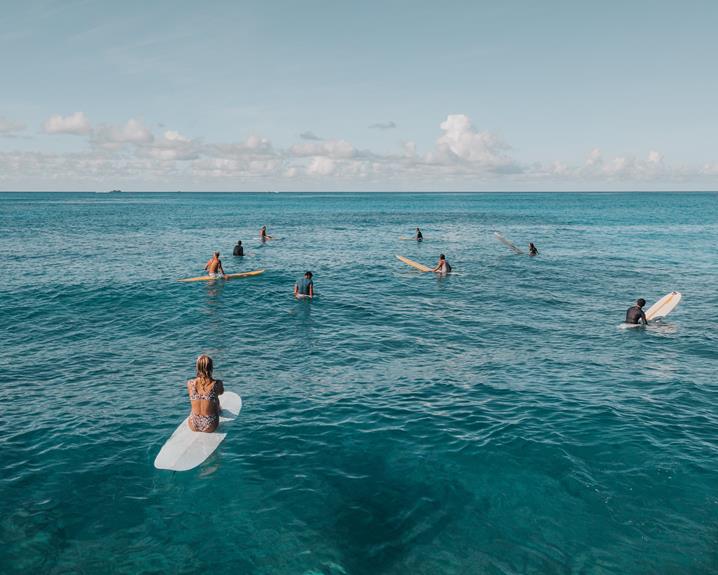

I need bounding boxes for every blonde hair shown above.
[195,354,214,384]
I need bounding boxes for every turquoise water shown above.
[1,192,717,574]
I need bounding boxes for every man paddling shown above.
[204,252,227,279]
[233,240,244,256]
[433,254,451,274]
[529,242,539,256]
[625,298,648,325]
[294,271,314,298]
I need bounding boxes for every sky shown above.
[1,0,717,191]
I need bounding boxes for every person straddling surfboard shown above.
[529,243,539,256]
[432,254,452,274]
[294,271,314,298]
[187,355,224,433]
[233,240,244,256]
[625,298,648,325]
[260,225,273,242]
[204,252,227,279]
[415,227,423,242]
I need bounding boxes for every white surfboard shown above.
[645,291,682,321]
[154,391,242,471]
[493,232,524,254]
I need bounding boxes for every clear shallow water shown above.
[0,192,716,574]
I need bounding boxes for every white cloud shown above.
[0,116,26,135]
[306,157,336,176]
[92,118,153,149]
[43,112,92,135]
[430,114,515,172]
[140,130,198,161]
[164,130,190,143]
[647,150,663,165]
[586,148,602,167]
[290,139,355,159]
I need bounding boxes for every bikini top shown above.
[188,379,218,402]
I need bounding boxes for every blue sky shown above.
[1,0,716,190]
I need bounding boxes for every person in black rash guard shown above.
[416,227,423,242]
[625,298,648,325]
[528,242,539,256]
[233,240,244,256]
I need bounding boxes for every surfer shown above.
[625,298,648,325]
[415,227,423,242]
[433,254,452,274]
[294,271,314,298]
[233,240,244,256]
[529,243,539,256]
[260,225,273,242]
[204,252,227,279]
[187,355,224,433]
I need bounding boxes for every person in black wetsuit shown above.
[528,242,539,256]
[625,298,648,325]
[415,228,423,242]
[233,241,244,256]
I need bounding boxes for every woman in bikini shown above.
[187,355,224,433]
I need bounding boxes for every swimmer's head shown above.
[214,251,220,257]
[439,254,446,260]
[196,354,213,381]
[237,240,242,245]
[305,271,313,278]
[637,298,646,307]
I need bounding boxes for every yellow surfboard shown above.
[395,255,432,272]
[178,269,265,283]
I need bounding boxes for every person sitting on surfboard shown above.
[233,240,244,256]
[204,252,227,279]
[187,355,224,433]
[529,243,539,256]
[415,228,423,242]
[294,271,314,298]
[433,254,451,274]
[260,225,273,242]
[625,298,648,325]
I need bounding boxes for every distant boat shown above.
[109,189,122,193]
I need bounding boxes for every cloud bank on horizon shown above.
[0,1,716,191]
[1,111,716,191]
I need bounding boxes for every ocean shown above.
[1,192,716,574]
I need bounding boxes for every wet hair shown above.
[214,251,220,257]
[237,240,242,245]
[196,354,213,383]
[439,254,445,260]
[637,298,646,307]
[305,271,313,278]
